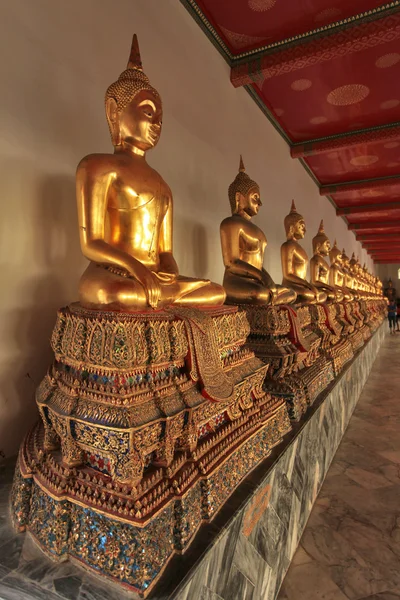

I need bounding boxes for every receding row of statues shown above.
[221,158,380,308]
[11,35,385,598]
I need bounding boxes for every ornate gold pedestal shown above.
[237,304,334,421]
[310,304,353,377]
[11,304,290,597]
[361,299,385,333]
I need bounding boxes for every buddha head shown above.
[105,35,162,152]
[329,240,342,265]
[312,220,330,256]
[341,248,350,267]
[284,200,306,240]
[228,157,261,217]
[349,252,358,273]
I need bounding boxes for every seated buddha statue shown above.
[349,253,360,298]
[220,158,296,305]
[355,259,367,298]
[281,201,326,304]
[340,249,354,301]
[77,35,225,310]
[329,241,352,301]
[310,220,342,302]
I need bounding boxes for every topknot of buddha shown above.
[228,156,259,214]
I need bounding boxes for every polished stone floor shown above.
[278,332,400,600]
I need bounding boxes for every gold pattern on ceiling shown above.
[327,84,370,106]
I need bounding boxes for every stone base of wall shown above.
[164,323,386,600]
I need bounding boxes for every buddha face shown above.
[236,186,261,218]
[330,249,342,265]
[107,89,162,151]
[292,218,306,240]
[319,238,331,256]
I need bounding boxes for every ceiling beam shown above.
[364,242,400,249]
[320,176,400,197]
[371,254,400,262]
[357,233,400,241]
[349,221,400,230]
[370,252,400,257]
[337,201,400,216]
[231,12,400,88]
[368,244,400,250]
[292,123,400,159]
[366,249,400,255]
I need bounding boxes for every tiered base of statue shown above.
[238,303,335,421]
[239,298,385,421]
[10,303,291,597]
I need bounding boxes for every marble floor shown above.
[278,332,400,600]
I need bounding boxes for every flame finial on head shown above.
[318,219,324,233]
[239,155,245,173]
[290,199,297,213]
[127,34,143,71]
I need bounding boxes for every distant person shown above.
[388,300,397,334]
[396,300,400,332]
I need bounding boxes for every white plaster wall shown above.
[0,0,373,456]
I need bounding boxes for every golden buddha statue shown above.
[77,35,225,310]
[341,249,354,301]
[281,201,326,304]
[220,158,296,305]
[355,259,366,297]
[362,264,371,298]
[349,253,360,298]
[329,241,351,301]
[310,220,342,302]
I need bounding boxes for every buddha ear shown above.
[106,98,121,146]
[234,191,242,214]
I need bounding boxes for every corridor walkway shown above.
[278,332,400,600]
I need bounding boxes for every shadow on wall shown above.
[174,216,210,280]
[192,223,209,279]
[0,175,85,457]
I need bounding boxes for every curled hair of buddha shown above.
[105,34,160,133]
[228,156,259,214]
[284,200,304,236]
[341,248,349,263]
[312,220,329,253]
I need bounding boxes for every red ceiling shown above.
[195,0,389,52]
[306,139,400,185]
[257,38,400,142]
[332,184,400,208]
[185,0,400,263]
[347,208,400,223]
